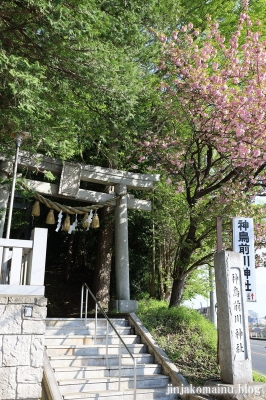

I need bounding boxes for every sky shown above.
[247,267,266,318]
[184,267,266,319]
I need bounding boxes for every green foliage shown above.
[0,0,185,163]
[0,1,145,159]
[1,0,260,163]
[136,299,219,384]
[43,170,56,182]
[128,209,153,299]
[182,267,211,302]
[253,370,266,383]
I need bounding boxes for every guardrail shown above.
[0,228,47,295]
[80,283,137,400]
[250,332,266,339]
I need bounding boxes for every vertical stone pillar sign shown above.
[214,251,252,384]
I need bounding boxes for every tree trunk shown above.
[158,246,164,300]
[73,230,86,271]
[92,204,114,308]
[163,241,171,301]
[91,133,118,309]
[169,220,200,307]
[169,275,186,307]
[65,234,74,281]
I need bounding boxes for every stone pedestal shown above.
[214,251,252,384]
[109,299,138,313]
[0,295,47,400]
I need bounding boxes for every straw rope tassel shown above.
[46,209,55,224]
[62,214,70,231]
[31,200,40,217]
[91,211,100,228]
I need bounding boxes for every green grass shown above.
[253,370,266,383]
[136,299,220,385]
[136,299,266,385]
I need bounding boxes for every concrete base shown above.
[109,300,138,313]
[204,380,266,400]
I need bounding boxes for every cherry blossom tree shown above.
[134,3,266,307]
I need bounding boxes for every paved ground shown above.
[250,339,266,375]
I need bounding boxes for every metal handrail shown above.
[80,283,137,400]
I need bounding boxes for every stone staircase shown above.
[44,317,180,400]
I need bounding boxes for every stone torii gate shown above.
[0,152,159,312]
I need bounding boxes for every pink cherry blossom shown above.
[131,2,266,258]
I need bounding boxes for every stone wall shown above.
[0,295,47,400]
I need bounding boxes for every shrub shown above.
[136,299,219,385]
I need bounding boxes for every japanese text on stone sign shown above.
[232,218,256,302]
[231,268,247,360]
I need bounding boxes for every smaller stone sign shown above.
[214,251,252,384]
[58,162,81,197]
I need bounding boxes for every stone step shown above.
[46,318,87,328]
[45,335,140,346]
[62,387,179,400]
[45,327,133,336]
[44,317,180,400]
[58,375,170,393]
[45,328,90,336]
[46,344,147,357]
[54,364,162,380]
[49,354,154,368]
[46,318,129,327]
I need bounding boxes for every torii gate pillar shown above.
[109,184,138,313]
[115,184,129,300]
